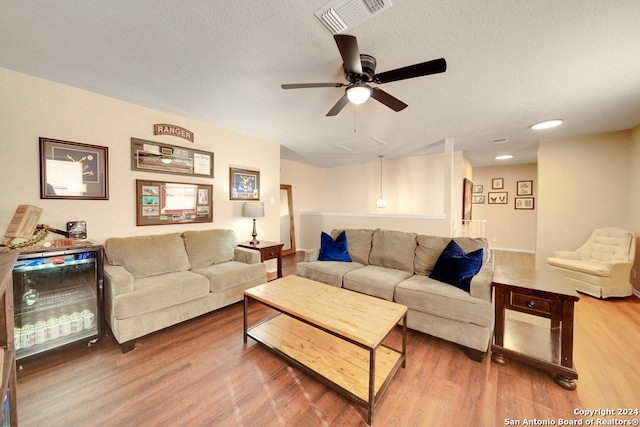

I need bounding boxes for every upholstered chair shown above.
[547,227,636,299]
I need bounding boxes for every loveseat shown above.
[103,230,267,352]
[296,229,494,361]
[546,227,636,299]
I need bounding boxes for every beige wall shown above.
[0,68,281,245]
[282,151,467,249]
[472,163,538,251]
[536,129,632,269]
[629,125,640,232]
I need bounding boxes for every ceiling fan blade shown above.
[326,94,349,116]
[281,83,344,89]
[371,87,408,112]
[334,34,363,76]
[373,58,447,84]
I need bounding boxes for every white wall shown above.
[0,68,281,245]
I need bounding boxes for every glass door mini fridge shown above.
[12,244,103,365]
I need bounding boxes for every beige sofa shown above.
[103,230,267,352]
[546,227,636,299]
[296,229,494,361]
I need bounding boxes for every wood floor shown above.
[16,252,640,426]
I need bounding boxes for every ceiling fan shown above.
[281,34,447,116]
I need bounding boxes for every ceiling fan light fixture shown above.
[346,84,372,104]
[530,119,564,130]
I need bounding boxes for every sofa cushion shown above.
[343,265,412,301]
[112,271,209,319]
[182,229,236,268]
[192,261,267,292]
[104,233,190,279]
[429,239,483,292]
[546,258,611,276]
[368,229,417,273]
[296,261,364,288]
[394,275,494,328]
[414,235,489,276]
[331,229,374,265]
[319,231,352,262]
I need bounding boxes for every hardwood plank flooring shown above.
[16,251,640,426]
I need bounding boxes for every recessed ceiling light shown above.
[495,155,513,160]
[530,119,564,130]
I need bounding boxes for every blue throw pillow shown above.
[429,239,483,292]
[318,231,352,262]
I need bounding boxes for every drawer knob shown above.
[526,300,535,308]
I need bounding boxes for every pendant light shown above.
[376,155,387,208]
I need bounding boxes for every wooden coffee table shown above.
[243,275,407,425]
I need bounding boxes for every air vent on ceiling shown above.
[315,0,393,34]
[491,137,509,145]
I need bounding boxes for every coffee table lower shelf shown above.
[247,314,404,423]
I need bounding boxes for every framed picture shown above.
[131,138,214,178]
[229,167,260,200]
[462,178,473,221]
[488,192,508,204]
[472,185,483,194]
[517,180,533,196]
[515,197,535,210]
[40,137,109,200]
[492,178,504,189]
[136,179,213,225]
[472,195,485,204]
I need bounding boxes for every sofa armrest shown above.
[469,263,494,302]
[234,247,261,264]
[552,250,580,259]
[304,249,320,262]
[608,260,633,283]
[104,265,135,296]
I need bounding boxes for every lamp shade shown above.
[242,201,264,218]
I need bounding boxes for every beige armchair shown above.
[547,227,636,299]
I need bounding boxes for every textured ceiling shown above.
[1,0,639,167]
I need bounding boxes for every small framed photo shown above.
[488,192,508,204]
[472,185,483,194]
[517,180,533,196]
[472,195,485,204]
[40,137,109,200]
[229,167,260,200]
[515,197,535,210]
[491,178,504,189]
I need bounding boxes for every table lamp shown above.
[242,201,265,245]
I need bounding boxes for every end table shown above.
[491,266,579,390]
[238,241,284,279]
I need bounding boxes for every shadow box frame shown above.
[40,137,109,200]
[131,137,214,178]
[136,179,213,226]
[229,167,260,200]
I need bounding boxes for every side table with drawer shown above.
[237,241,284,279]
[491,266,580,390]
